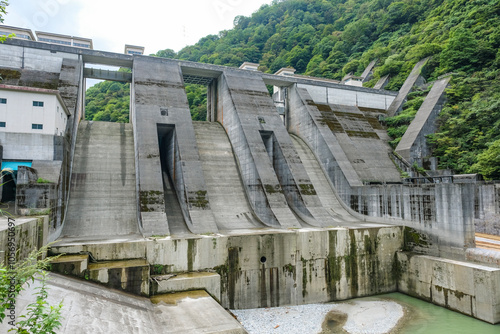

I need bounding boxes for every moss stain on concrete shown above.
[301,257,308,299]
[140,190,163,212]
[190,190,209,209]
[299,183,317,196]
[187,239,196,271]
[345,230,359,297]
[326,230,341,300]
[264,184,283,194]
[403,226,429,251]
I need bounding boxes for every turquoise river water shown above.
[376,293,500,333]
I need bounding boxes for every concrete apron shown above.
[0,273,246,334]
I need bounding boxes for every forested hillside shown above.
[88,0,500,178]
[85,80,130,123]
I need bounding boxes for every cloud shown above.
[4,0,270,54]
[5,0,83,34]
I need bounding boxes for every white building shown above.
[35,31,93,49]
[0,25,36,41]
[124,44,145,55]
[0,84,70,163]
[239,62,260,71]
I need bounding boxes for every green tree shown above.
[185,84,207,121]
[471,139,500,180]
[1,245,63,333]
[342,59,360,76]
[440,28,480,73]
[80,0,499,174]
[0,1,7,23]
[0,1,10,43]
[85,80,130,123]
[153,49,177,58]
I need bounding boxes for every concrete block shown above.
[0,216,48,265]
[0,45,24,69]
[50,254,89,277]
[150,290,247,333]
[141,212,169,237]
[397,252,500,324]
[88,258,150,296]
[152,272,221,301]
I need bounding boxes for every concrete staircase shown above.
[291,135,360,224]
[61,121,140,240]
[51,254,221,301]
[193,122,264,231]
[151,272,221,300]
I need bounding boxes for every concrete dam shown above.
[1,38,499,331]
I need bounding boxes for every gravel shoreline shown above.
[231,300,405,334]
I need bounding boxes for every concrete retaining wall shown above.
[348,183,476,259]
[0,216,48,266]
[475,183,500,235]
[386,57,429,117]
[52,226,403,309]
[397,251,500,324]
[16,166,58,221]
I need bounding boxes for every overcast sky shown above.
[4,0,270,54]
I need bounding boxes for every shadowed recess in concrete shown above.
[157,124,191,237]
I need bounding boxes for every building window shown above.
[73,42,90,48]
[33,101,44,107]
[0,98,6,104]
[38,37,71,46]
[0,122,5,127]
[32,124,43,130]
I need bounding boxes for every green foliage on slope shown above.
[172,0,499,178]
[85,80,130,123]
[91,0,500,177]
[185,84,208,121]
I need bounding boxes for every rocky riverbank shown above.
[231,299,405,334]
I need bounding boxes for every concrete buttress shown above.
[217,69,335,228]
[132,57,217,235]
